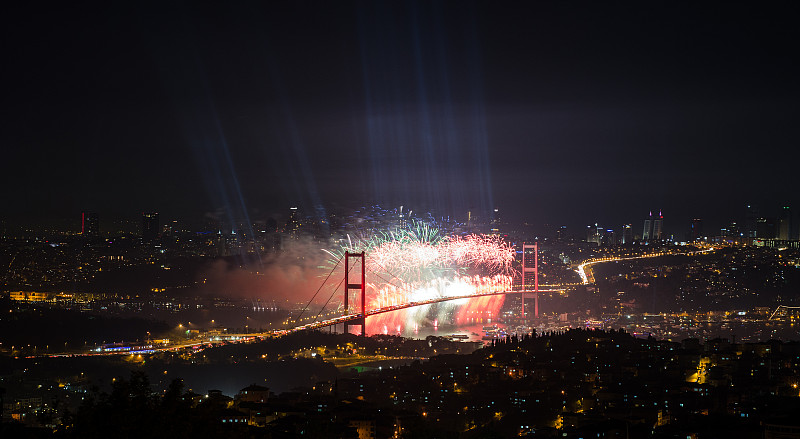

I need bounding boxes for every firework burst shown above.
[322,221,516,334]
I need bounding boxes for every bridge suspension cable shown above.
[294,256,342,323]
[313,261,357,322]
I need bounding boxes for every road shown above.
[576,247,716,285]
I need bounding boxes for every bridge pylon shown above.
[521,242,539,319]
[344,251,366,336]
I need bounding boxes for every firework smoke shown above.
[324,221,515,334]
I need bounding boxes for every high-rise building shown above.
[690,218,703,241]
[778,206,791,240]
[756,217,776,239]
[82,212,99,237]
[556,225,567,242]
[285,207,300,237]
[621,224,633,244]
[490,208,500,234]
[745,205,758,239]
[652,211,663,241]
[727,221,740,237]
[643,212,652,242]
[586,224,602,245]
[602,229,616,246]
[142,212,159,242]
[642,210,663,242]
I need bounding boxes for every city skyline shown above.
[3,202,797,243]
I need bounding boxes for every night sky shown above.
[3,2,798,235]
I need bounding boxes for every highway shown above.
[576,247,716,285]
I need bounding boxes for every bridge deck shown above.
[282,289,562,334]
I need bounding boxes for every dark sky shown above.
[3,1,798,235]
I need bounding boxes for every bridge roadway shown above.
[274,288,563,335]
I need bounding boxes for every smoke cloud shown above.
[194,237,337,307]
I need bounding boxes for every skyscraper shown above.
[642,210,664,242]
[642,211,663,242]
[285,207,300,237]
[621,224,633,244]
[490,208,500,234]
[586,224,602,244]
[556,225,567,242]
[727,221,740,238]
[756,217,776,239]
[690,218,703,241]
[653,211,663,241]
[142,212,159,242]
[82,212,99,237]
[778,206,791,240]
[745,205,758,239]
[643,212,652,242]
[602,229,616,246]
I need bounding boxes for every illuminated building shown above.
[10,291,51,302]
[756,217,776,239]
[349,420,376,439]
[586,224,601,245]
[556,225,567,242]
[237,384,270,403]
[745,204,758,239]
[643,212,652,242]
[643,211,663,242]
[778,206,791,240]
[285,207,300,236]
[652,211,663,240]
[141,212,159,242]
[725,221,740,239]
[690,218,703,241]
[621,224,633,244]
[602,229,616,246]
[82,212,99,237]
[490,207,500,234]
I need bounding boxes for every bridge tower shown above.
[521,242,539,319]
[344,251,366,335]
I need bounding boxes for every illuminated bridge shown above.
[277,287,564,335]
[285,243,550,336]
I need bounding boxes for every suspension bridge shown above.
[283,242,549,336]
